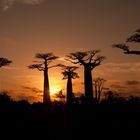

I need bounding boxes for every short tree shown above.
[93,77,106,103]
[59,64,79,105]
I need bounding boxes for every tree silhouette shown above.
[113,29,140,55]
[54,90,65,99]
[0,57,12,68]
[28,53,59,104]
[93,77,106,103]
[59,64,79,105]
[0,91,13,105]
[127,29,140,43]
[66,50,105,104]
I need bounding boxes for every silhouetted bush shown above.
[102,90,126,104]
[0,91,13,105]
[16,100,30,110]
[128,96,140,104]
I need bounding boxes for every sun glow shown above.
[50,86,61,96]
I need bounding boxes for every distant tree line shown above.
[1,90,140,111]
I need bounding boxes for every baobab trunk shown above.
[97,88,102,103]
[67,75,73,105]
[97,91,101,103]
[95,84,98,101]
[43,63,50,104]
[84,66,93,105]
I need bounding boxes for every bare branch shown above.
[29,53,59,71]
[66,50,105,68]
[48,64,61,69]
[113,29,140,56]
[72,72,79,79]
[88,50,100,63]
[66,52,87,65]
[127,29,140,43]
[35,53,59,63]
[62,71,68,79]
[47,56,59,61]
[65,58,80,65]
[60,64,79,80]
[57,64,66,68]
[28,64,44,71]
[91,55,106,69]
[93,77,106,101]
[113,43,140,55]
[124,50,140,55]
[35,53,53,59]
[112,43,129,51]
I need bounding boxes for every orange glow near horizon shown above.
[50,86,62,96]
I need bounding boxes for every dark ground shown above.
[0,104,140,139]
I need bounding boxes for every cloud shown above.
[0,0,45,11]
[17,94,36,100]
[110,84,127,89]
[102,62,140,73]
[6,89,42,103]
[126,80,139,85]
[22,86,43,94]
[16,93,40,103]
[2,66,25,70]
[94,62,140,80]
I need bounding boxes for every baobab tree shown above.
[59,64,79,105]
[93,77,106,103]
[0,57,12,68]
[67,50,105,104]
[28,53,59,104]
[113,29,140,55]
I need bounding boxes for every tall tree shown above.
[113,29,140,55]
[28,53,58,104]
[67,50,105,105]
[0,58,12,68]
[93,77,106,103]
[59,64,79,105]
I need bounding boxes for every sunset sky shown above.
[0,0,140,103]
